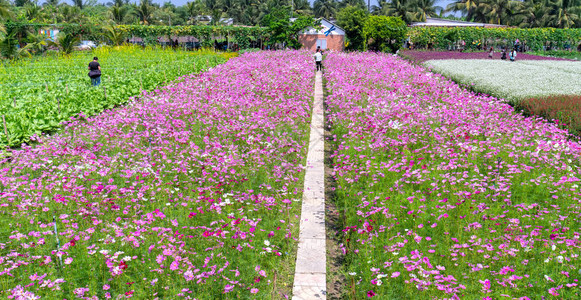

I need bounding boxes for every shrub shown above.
[363,16,407,53]
[337,5,368,51]
[408,27,581,52]
[520,95,581,136]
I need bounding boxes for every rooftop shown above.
[410,17,507,28]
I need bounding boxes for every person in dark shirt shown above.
[88,57,101,86]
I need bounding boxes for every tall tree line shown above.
[0,0,579,28]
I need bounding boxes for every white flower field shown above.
[424,59,581,101]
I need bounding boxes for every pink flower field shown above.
[0,51,314,299]
[1,50,580,300]
[401,50,574,63]
[325,52,581,299]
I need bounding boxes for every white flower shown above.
[376,279,383,286]
[388,120,402,130]
[348,272,357,276]
[551,245,556,251]
[264,240,270,246]
[424,59,581,101]
[556,256,564,263]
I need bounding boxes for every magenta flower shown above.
[224,284,235,293]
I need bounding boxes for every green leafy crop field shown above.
[0,46,235,147]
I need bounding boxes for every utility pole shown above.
[368,0,370,13]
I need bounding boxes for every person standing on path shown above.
[314,49,323,71]
[488,47,494,59]
[88,57,101,86]
[509,48,517,62]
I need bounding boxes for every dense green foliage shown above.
[118,24,268,48]
[336,5,368,51]
[531,49,581,59]
[446,0,581,28]
[0,46,233,147]
[363,15,407,53]
[260,7,317,49]
[0,21,267,53]
[0,0,578,33]
[408,26,581,51]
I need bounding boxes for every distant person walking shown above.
[314,49,323,72]
[501,49,507,60]
[509,48,517,62]
[88,57,101,86]
[488,47,494,59]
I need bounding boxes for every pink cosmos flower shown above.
[224,284,235,293]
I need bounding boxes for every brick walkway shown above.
[292,71,326,299]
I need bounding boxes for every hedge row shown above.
[116,25,269,49]
[408,27,581,51]
[4,22,269,49]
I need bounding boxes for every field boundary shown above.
[292,70,327,300]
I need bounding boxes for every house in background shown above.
[297,18,345,51]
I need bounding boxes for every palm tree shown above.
[23,3,43,21]
[547,0,580,28]
[59,5,84,23]
[479,0,518,25]
[381,0,420,24]
[0,25,32,59]
[314,0,338,19]
[14,0,33,7]
[25,32,48,55]
[446,0,480,20]
[371,0,387,14]
[72,0,85,10]
[209,9,223,25]
[103,25,126,45]
[133,0,156,24]
[514,0,551,27]
[294,0,314,15]
[44,0,60,7]
[0,0,14,20]
[185,0,204,24]
[48,32,81,55]
[109,4,130,24]
[416,0,442,21]
[339,0,366,10]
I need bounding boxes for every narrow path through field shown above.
[292,71,326,300]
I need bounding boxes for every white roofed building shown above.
[296,18,345,51]
[410,17,507,28]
